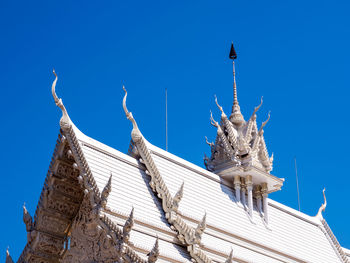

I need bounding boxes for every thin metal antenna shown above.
[165,88,168,151]
[294,157,301,211]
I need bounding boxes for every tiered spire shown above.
[204,43,284,220]
[229,43,244,126]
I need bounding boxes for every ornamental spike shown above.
[229,42,237,60]
[5,247,14,263]
[205,136,213,147]
[228,44,245,126]
[101,173,112,208]
[51,69,68,118]
[123,207,134,243]
[214,95,224,113]
[316,188,327,219]
[195,212,207,238]
[251,96,263,119]
[147,236,160,263]
[259,111,271,135]
[210,111,218,127]
[23,203,33,232]
[173,182,184,211]
[225,249,233,263]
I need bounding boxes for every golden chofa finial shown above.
[51,69,68,117]
[316,188,327,219]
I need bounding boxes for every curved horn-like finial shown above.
[210,111,218,127]
[205,136,213,146]
[214,95,224,113]
[51,70,68,117]
[225,249,233,263]
[251,96,263,118]
[316,188,327,219]
[123,86,138,129]
[259,111,271,134]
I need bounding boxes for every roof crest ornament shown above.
[101,173,112,209]
[123,86,142,142]
[148,236,160,263]
[259,111,271,135]
[122,91,213,262]
[51,70,70,125]
[22,203,33,232]
[214,95,224,114]
[195,213,207,241]
[5,247,14,263]
[225,249,233,263]
[123,207,134,243]
[316,188,327,219]
[172,182,184,211]
[229,42,245,126]
[251,97,263,120]
[210,111,219,127]
[123,86,138,129]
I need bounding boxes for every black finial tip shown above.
[229,42,237,60]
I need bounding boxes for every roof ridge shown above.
[122,87,218,263]
[320,219,349,263]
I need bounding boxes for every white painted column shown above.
[240,177,247,208]
[255,186,262,213]
[233,175,241,202]
[261,182,269,224]
[246,175,253,216]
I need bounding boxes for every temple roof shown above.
[13,68,349,263]
[74,123,344,262]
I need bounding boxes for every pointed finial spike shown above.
[6,247,14,263]
[225,249,233,263]
[101,174,113,208]
[195,212,207,238]
[123,206,135,243]
[148,236,160,263]
[229,43,237,60]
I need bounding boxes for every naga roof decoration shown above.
[123,87,215,263]
[15,72,161,263]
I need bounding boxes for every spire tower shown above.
[229,43,244,126]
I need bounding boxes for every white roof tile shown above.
[75,127,343,263]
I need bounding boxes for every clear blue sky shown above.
[1,0,350,260]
